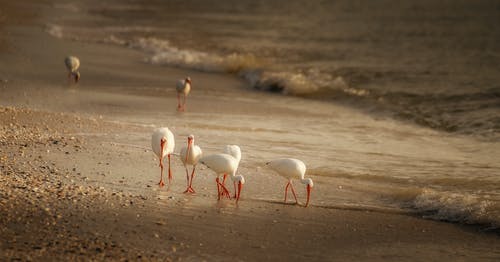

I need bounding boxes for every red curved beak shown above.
[305,184,312,207]
[160,138,167,157]
[236,182,243,202]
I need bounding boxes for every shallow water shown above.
[38,0,500,228]
[48,0,500,139]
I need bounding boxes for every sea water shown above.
[44,0,500,228]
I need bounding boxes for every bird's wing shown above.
[176,80,185,91]
[223,145,241,162]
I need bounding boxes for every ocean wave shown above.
[110,36,373,97]
[241,69,352,96]
[110,36,261,73]
[46,28,499,138]
[395,188,500,229]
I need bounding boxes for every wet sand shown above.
[1,1,500,261]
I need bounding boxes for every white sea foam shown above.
[241,68,369,96]
[118,37,260,73]
[400,188,500,228]
[110,36,366,96]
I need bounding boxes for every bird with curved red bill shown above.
[266,158,314,207]
[221,145,242,198]
[199,151,245,202]
[151,127,175,187]
[179,135,203,193]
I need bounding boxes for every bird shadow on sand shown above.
[262,199,306,207]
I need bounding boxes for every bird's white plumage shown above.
[267,158,313,206]
[223,145,241,164]
[200,153,239,176]
[176,78,191,95]
[180,136,202,166]
[151,127,175,159]
[267,158,306,181]
[65,56,80,72]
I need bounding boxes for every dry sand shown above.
[1,1,500,261]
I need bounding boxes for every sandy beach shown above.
[1,1,500,261]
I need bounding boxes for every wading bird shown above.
[64,56,80,83]
[199,150,245,202]
[176,77,191,111]
[179,135,203,193]
[266,158,313,207]
[151,127,175,187]
[222,145,242,198]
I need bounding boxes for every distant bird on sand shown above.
[199,147,245,202]
[176,77,191,111]
[151,127,175,187]
[179,135,203,193]
[266,158,313,207]
[64,56,80,83]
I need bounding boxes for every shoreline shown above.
[1,1,500,261]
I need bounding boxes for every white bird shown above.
[222,145,242,198]
[266,158,314,207]
[199,149,245,202]
[176,77,192,111]
[151,127,175,187]
[64,56,80,83]
[179,135,203,193]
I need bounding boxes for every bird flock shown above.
[64,56,314,207]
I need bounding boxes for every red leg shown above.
[177,93,182,111]
[168,154,172,184]
[222,174,227,186]
[158,159,165,187]
[216,177,221,200]
[187,166,196,193]
[220,183,231,199]
[289,182,299,204]
[182,94,187,111]
[233,181,237,198]
[216,178,231,199]
[284,182,290,203]
[183,166,191,193]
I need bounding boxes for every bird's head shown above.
[160,137,167,150]
[185,135,194,162]
[187,135,194,144]
[185,77,192,84]
[305,178,313,188]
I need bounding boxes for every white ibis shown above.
[199,152,245,202]
[64,56,80,83]
[151,127,175,187]
[266,158,313,207]
[222,145,242,198]
[176,77,191,111]
[179,135,203,193]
